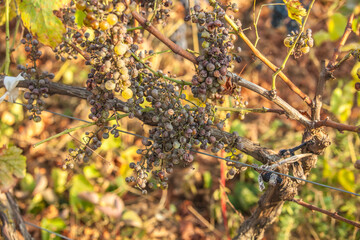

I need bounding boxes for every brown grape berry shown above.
[355,82,360,91]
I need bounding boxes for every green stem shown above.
[216,106,271,113]
[271,0,316,90]
[33,113,130,147]
[186,49,200,55]
[11,0,20,51]
[253,3,285,47]
[4,0,11,75]
[149,0,159,23]
[142,49,172,61]
[127,26,144,32]
[131,52,192,86]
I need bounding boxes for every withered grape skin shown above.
[44,0,246,193]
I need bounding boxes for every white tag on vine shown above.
[258,174,265,191]
[0,73,24,103]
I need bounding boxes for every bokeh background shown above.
[0,0,360,239]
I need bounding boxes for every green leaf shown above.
[121,210,143,228]
[229,182,259,211]
[337,169,355,193]
[75,10,86,27]
[283,0,307,26]
[230,119,246,136]
[69,174,94,213]
[330,81,353,122]
[51,168,68,194]
[328,13,347,41]
[41,217,66,240]
[19,0,71,47]
[83,165,101,179]
[20,173,35,192]
[0,145,26,191]
[203,171,212,189]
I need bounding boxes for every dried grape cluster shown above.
[52,1,247,192]
[126,79,220,191]
[186,5,239,102]
[139,0,173,25]
[123,73,247,192]
[18,34,52,122]
[283,29,314,59]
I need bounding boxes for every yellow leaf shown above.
[19,0,71,47]
[0,145,26,192]
[283,0,307,26]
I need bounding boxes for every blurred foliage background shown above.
[0,0,360,239]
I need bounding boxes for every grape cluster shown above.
[70,0,140,123]
[54,1,248,192]
[124,76,222,191]
[139,0,173,25]
[186,5,238,102]
[122,71,248,192]
[283,29,314,59]
[18,34,52,122]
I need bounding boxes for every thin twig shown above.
[130,10,198,64]
[291,198,360,228]
[5,193,32,240]
[130,52,191,85]
[314,118,360,133]
[4,0,11,75]
[313,60,327,121]
[24,221,73,240]
[271,0,315,90]
[216,106,286,115]
[219,181,245,222]
[327,13,355,70]
[222,11,312,106]
[267,153,313,170]
[187,205,223,237]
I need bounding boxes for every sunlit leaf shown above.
[328,13,347,41]
[83,165,101,179]
[337,169,355,192]
[0,145,26,192]
[20,172,35,192]
[330,81,353,122]
[69,174,94,213]
[41,217,66,240]
[121,210,143,228]
[19,0,71,47]
[283,0,307,26]
[51,168,68,194]
[203,171,212,189]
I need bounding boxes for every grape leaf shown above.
[19,0,71,47]
[0,145,26,192]
[283,0,307,26]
